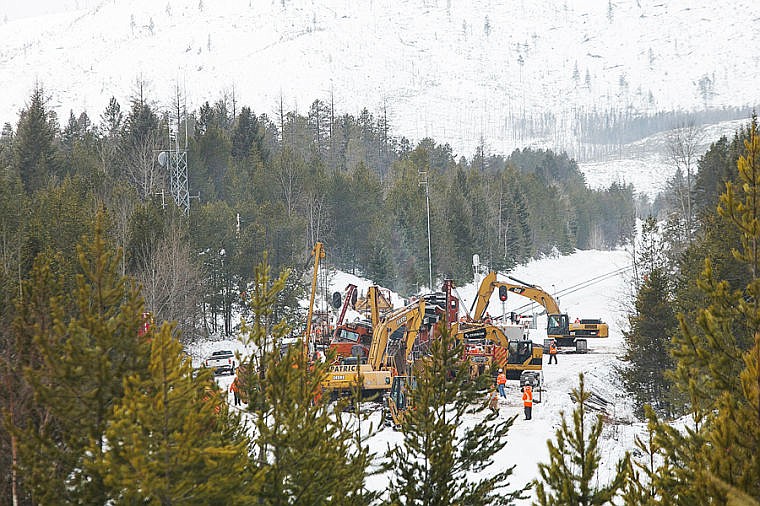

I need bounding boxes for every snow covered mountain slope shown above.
[1,0,757,170]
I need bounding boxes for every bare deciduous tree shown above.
[275,148,304,217]
[666,121,703,241]
[136,222,202,343]
[125,130,163,201]
[305,192,331,247]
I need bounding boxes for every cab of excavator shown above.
[507,340,533,364]
[546,313,569,337]
[389,375,416,412]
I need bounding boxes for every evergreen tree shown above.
[439,167,475,281]
[383,324,528,505]
[124,85,159,149]
[622,217,678,417]
[621,267,677,417]
[93,322,252,504]
[231,105,265,164]
[240,257,375,505]
[307,99,331,163]
[25,176,97,292]
[14,85,60,193]
[534,373,628,506]
[99,96,124,138]
[620,406,663,506]
[12,212,149,504]
[194,110,232,202]
[657,115,760,504]
[0,222,55,505]
[693,135,732,214]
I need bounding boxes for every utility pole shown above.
[419,169,433,291]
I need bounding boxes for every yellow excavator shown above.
[384,280,460,427]
[471,271,608,353]
[321,298,427,398]
[452,320,543,380]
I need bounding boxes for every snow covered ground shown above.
[189,247,642,502]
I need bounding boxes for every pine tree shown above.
[383,324,528,505]
[534,373,628,506]
[653,116,760,504]
[14,85,60,193]
[671,117,759,408]
[0,235,59,506]
[240,257,376,505]
[621,405,670,505]
[621,266,677,417]
[12,211,149,504]
[231,106,264,164]
[93,322,252,504]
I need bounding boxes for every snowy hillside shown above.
[194,247,638,502]
[2,0,757,182]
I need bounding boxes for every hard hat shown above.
[498,368,503,373]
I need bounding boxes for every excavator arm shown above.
[323,298,427,395]
[367,285,381,329]
[471,271,561,320]
[367,298,426,370]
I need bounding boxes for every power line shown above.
[511,264,633,314]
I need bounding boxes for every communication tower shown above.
[158,96,191,214]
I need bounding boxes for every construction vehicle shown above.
[569,318,609,338]
[384,280,460,427]
[453,320,543,380]
[471,271,608,353]
[322,298,428,398]
[329,284,374,362]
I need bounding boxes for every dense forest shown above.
[618,116,760,504]
[0,84,634,342]
[0,80,758,504]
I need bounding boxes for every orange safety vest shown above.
[549,344,557,355]
[230,379,239,393]
[496,373,507,385]
[522,387,533,407]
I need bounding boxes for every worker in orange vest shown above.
[230,376,241,406]
[496,368,507,398]
[522,384,533,420]
[548,340,558,364]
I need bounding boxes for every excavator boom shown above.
[367,298,426,369]
[471,271,560,321]
[323,297,427,395]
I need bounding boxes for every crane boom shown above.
[304,242,325,357]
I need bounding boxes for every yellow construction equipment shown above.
[321,298,427,397]
[452,320,543,380]
[471,271,608,353]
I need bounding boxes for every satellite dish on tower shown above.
[157,151,168,167]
